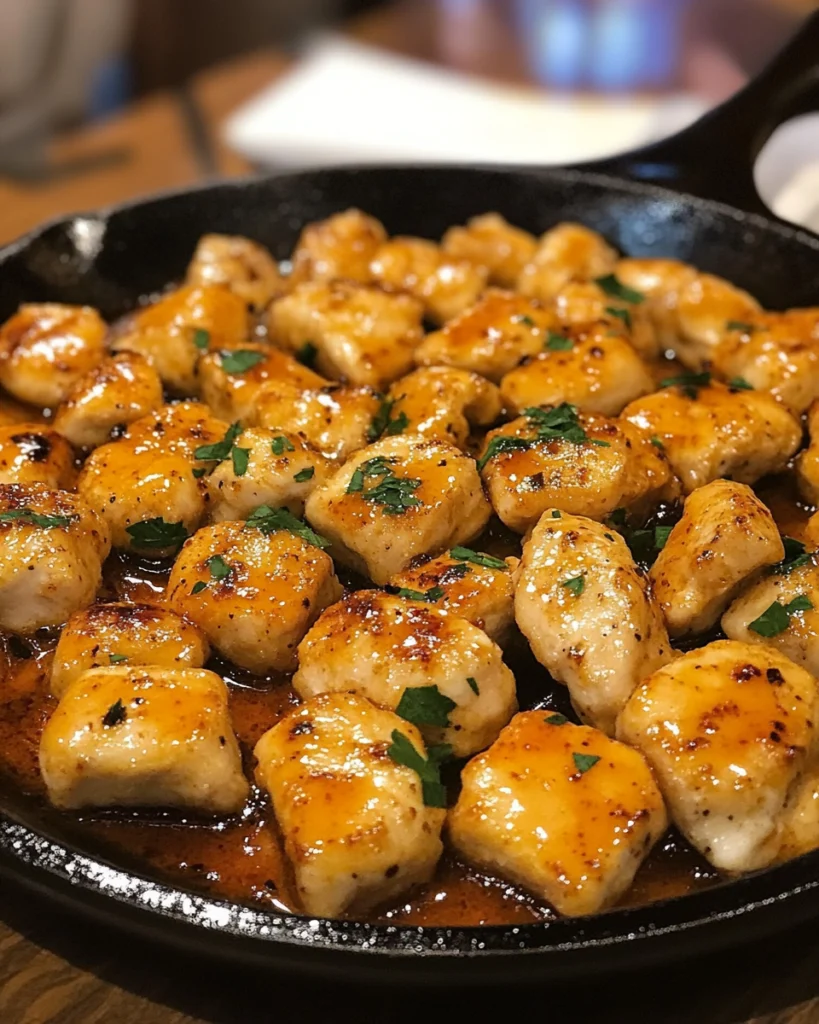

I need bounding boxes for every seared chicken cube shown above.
[614,258,698,351]
[268,280,423,389]
[449,712,667,915]
[623,379,801,493]
[796,400,819,505]
[294,590,517,757]
[498,324,654,417]
[414,289,558,383]
[385,367,502,450]
[304,435,491,585]
[479,407,678,533]
[198,343,326,422]
[617,640,819,872]
[650,480,783,638]
[122,401,229,462]
[289,208,387,285]
[386,548,518,643]
[674,273,761,369]
[722,553,819,676]
[53,352,164,449]
[51,602,209,696]
[0,303,106,407]
[369,236,487,324]
[252,381,382,462]
[552,281,658,359]
[167,518,342,674]
[206,426,330,522]
[111,284,249,395]
[710,310,819,414]
[39,666,248,813]
[441,212,537,287]
[254,692,445,917]
[0,483,110,633]
[515,510,671,733]
[186,233,285,310]
[517,223,617,302]
[0,424,76,489]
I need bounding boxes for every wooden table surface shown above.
[1,4,819,1022]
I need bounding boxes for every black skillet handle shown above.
[578,11,819,219]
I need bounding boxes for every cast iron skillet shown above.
[1,15,819,987]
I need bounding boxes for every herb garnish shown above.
[729,376,753,390]
[654,526,673,550]
[294,467,315,482]
[208,554,231,580]
[477,435,532,472]
[296,341,318,368]
[660,371,711,398]
[595,274,645,304]
[749,595,814,637]
[562,575,585,596]
[244,505,330,549]
[606,306,632,330]
[450,546,509,571]
[126,517,187,551]
[396,685,457,728]
[368,397,410,440]
[271,435,295,456]
[546,331,573,351]
[219,349,266,374]
[467,677,480,696]
[232,446,250,476]
[109,653,128,665]
[194,422,243,464]
[102,698,127,728]
[191,581,207,595]
[650,435,664,449]
[572,752,601,775]
[545,712,568,726]
[387,729,449,807]
[524,403,611,447]
[551,510,562,518]
[771,537,812,576]
[516,314,536,328]
[0,509,74,529]
[726,320,756,333]
[192,328,210,351]
[345,457,421,515]
[386,585,445,603]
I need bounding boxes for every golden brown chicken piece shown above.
[294,590,517,757]
[517,223,618,302]
[251,381,382,462]
[413,289,558,383]
[614,257,698,351]
[552,280,659,359]
[369,236,488,324]
[186,233,285,310]
[479,407,678,533]
[122,401,229,462]
[254,692,445,918]
[111,284,250,395]
[498,323,654,417]
[268,280,423,389]
[51,602,209,696]
[674,273,762,369]
[197,343,326,422]
[167,518,342,674]
[289,208,387,286]
[0,483,110,633]
[0,303,106,408]
[515,510,671,734]
[796,400,819,506]
[623,379,801,493]
[52,352,163,450]
[304,435,491,585]
[617,640,819,872]
[449,712,667,915]
[0,424,76,489]
[441,212,538,287]
[40,665,248,813]
[385,366,502,450]
[650,480,784,638]
[206,426,330,522]
[386,548,518,644]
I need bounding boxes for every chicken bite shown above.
[294,590,517,757]
[517,222,618,302]
[479,406,678,533]
[441,212,537,287]
[122,401,229,462]
[254,692,445,917]
[617,640,819,872]
[186,233,285,310]
[449,712,667,915]
[498,323,654,417]
[622,379,801,493]
[111,284,249,395]
[553,280,658,359]
[413,289,558,383]
[0,424,76,489]
[0,303,106,408]
[614,258,698,352]
[51,602,209,696]
[40,666,248,813]
[674,273,762,369]
[267,280,423,389]
[304,435,491,585]
[369,236,488,324]
[0,483,110,633]
[206,426,330,522]
[386,547,518,643]
[167,518,342,674]
[252,381,382,461]
[515,510,671,733]
[289,208,387,286]
[385,366,502,450]
[650,480,784,638]
[796,400,819,506]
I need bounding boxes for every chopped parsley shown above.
[729,376,753,390]
[660,371,711,398]
[477,435,532,472]
[749,595,814,637]
[551,510,562,518]
[271,435,295,456]
[368,398,409,441]
[595,274,645,304]
[572,752,601,775]
[294,466,315,482]
[386,585,444,603]
[516,314,536,328]
[192,328,210,351]
[346,457,421,515]
[191,581,207,595]
[296,341,318,368]
[232,446,250,477]
[244,505,330,549]
[126,517,187,551]
[387,729,448,807]
[207,554,231,580]
[546,331,573,351]
[467,677,480,696]
[108,653,128,665]
[194,422,243,463]
[0,509,74,529]
[102,698,127,728]
[545,712,569,726]
[450,546,509,571]
[220,349,265,374]
[192,467,207,479]
[562,575,585,597]
[726,320,756,333]
[396,685,456,728]
[525,403,611,448]
[606,306,632,330]
[612,519,674,564]
[772,537,812,576]
[654,526,673,550]
[650,434,664,449]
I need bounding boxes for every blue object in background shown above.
[88,56,132,120]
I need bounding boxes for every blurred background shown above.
[0,0,816,243]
